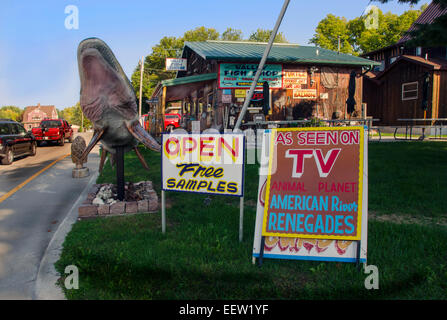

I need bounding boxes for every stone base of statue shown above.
[72,166,89,178]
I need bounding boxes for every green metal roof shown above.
[184,41,380,67]
[161,72,217,87]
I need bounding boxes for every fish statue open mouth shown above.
[77,37,160,170]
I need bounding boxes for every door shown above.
[0,123,14,155]
[16,123,33,153]
[12,123,29,155]
[64,120,71,138]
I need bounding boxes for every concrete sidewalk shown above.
[0,145,100,299]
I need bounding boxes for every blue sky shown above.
[0,0,428,110]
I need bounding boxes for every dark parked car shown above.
[0,119,37,165]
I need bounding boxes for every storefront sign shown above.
[235,89,246,98]
[293,89,317,100]
[283,71,307,88]
[284,78,307,89]
[320,92,329,99]
[250,91,264,101]
[162,133,245,197]
[252,128,368,263]
[222,94,232,103]
[284,71,307,78]
[165,58,187,71]
[219,63,282,89]
[262,127,364,240]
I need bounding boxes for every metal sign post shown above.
[233,0,289,246]
[116,146,125,201]
[160,133,245,242]
[233,0,290,131]
[239,196,244,242]
[161,190,166,234]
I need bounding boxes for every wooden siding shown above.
[363,60,443,125]
[438,70,447,118]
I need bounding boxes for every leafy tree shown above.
[131,27,226,113]
[0,106,23,121]
[61,102,91,129]
[248,28,288,43]
[183,26,220,42]
[221,28,243,41]
[310,14,354,54]
[373,0,446,46]
[310,5,425,54]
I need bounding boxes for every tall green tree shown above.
[0,106,23,121]
[183,26,220,42]
[221,28,243,41]
[248,28,288,43]
[131,27,221,113]
[374,0,447,46]
[309,14,354,54]
[310,5,424,54]
[61,103,91,130]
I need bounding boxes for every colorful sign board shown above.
[250,91,264,101]
[283,71,307,89]
[219,63,282,89]
[293,89,317,100]
[165,58,187,71]
[262,127,364,240]
[284,71,307,79]
[235,89,246,98]
[162,133,245,197]
[252,128,368,263]
[222,94,232,103]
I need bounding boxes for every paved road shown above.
[0,132,93,198]
[0,132,99,299]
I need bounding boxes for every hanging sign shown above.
[252,128,368,263]
[222,94,232,103]
[165,58,187,71]
[249,91,264,101]
[320,92,329,99]
[283,71,308,89]
[219,63,282,89]
[162,133,245,197]
[293,88,317,99]
[235,89,246,98]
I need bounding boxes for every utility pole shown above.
[81,107,84,132]
[139,56,144,118]
[338,35,341,54]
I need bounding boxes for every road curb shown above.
[34,169,99,300]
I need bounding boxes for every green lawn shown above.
[56,142,447,299]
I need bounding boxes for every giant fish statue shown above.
[77,37,160,170]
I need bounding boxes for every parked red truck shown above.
[164,113,182,132]
[32,119,74,146]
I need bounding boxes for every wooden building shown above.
[149,41,378,134]
[363,55,447,125]
[362,1,447,125]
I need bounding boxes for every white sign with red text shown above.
[162,133,245,197]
